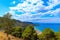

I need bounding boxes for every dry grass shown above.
[0,31,22,40]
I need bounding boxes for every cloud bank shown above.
[9,0,60,23]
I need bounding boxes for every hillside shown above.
[0,31,23,40]
[14,20,34,28]
[0,17,34,30]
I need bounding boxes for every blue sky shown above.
[0,0,60,23]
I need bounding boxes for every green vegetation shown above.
[5,26,23,38]
[38,28,57,40]
[0,13,60,40]
[22,25,37,40]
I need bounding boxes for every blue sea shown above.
[34,23,60,32]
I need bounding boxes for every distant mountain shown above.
[14,20,35,28]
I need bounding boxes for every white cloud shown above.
[9,0,60,23]
[12,1,16,4]
[44,0,60,10]
[10,0,44,12]
[32,18,60,23]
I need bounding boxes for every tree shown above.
[0,13,12,30]
[55,28,60,40]
[2,12,14,40]
[56,32,60,40]
[38,28,57,40]
[3,12,12,19]
[7,26,23,38]
[2,12,15,31]
[22,25,37,40]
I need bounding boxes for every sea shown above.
[34,23,60,32]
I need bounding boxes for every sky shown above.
[0,0,60,23]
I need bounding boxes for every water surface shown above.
[34,23,60,32]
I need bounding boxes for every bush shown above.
[22,25,37,40]
[5,26,23,38]
[38,28,57,40]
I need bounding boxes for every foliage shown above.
[0,13,15,30]
[3,12,12,19]
[38,28,57,40]
[8,26,23,38]
[55,30,60,40]
[22,25,37,40]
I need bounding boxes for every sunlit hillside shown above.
[0,31,22,40]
